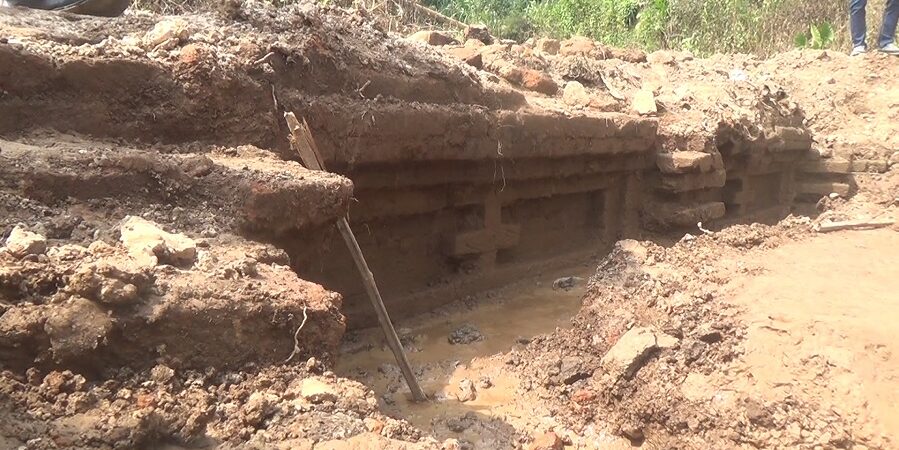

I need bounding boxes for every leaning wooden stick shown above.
[284,112,428,402]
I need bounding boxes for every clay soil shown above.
[1,1,899,449]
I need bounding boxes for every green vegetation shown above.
[423,0,854,55]
[129,0,880,56]
[794,23,836,50]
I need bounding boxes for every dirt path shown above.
[725,229,899,445]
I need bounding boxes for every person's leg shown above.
[879,0,899,48]
[850,0,869,49]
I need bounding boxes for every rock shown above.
[299,378,338,404]
[889,151,899,168]
[456,378,477,402]
[144,18,190,49]
[448,323,484,345]
[528,432,563,450]
[697,324,723,343]
[445,412,477,432]
[552,276,584,291]
[647,50,676,65]
[447,46,483,69]
[476,376,493,389]
[4,226,47,258]
[407,30,456,46]
[150,364,175,384]
[562,81,591,107]
[656,151,716,174]
[243,391,276,427]
[464,24,493,44]
[464,38,485,48]
[119,216,197,267]
[620,424,644,441]
[178,43,206,66]
[519,69,558,95]
[44,296,113,362]
[535,38,560,55]
[570,389,596,403]
[559,36,596,57]
[441,438,462,450]
[656,333,681,349]
[363,417,384,434]
[601,327,658,379]
[559,356,592,384]
[98,279,139,305]
[632,89,658,115]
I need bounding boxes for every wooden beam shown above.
[816,218,894,233]
[284,112,428,403]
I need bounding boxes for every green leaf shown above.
[794,32,809,48]
[810,24,823,48]
[818,22,835,46]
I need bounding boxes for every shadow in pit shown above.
[334,276,589,448]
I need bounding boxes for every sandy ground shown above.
[727,229,899,445]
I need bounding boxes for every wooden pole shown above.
[284,112,428,402]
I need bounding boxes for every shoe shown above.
[850,45,867,56]
[880,43,899,55]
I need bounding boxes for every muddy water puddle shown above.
[336,270,592,444]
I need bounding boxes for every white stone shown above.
[632,89,657,115]
[299,378,339,404]
[119,216,196,267]
[4,226,47,258]
[601,327,658,379]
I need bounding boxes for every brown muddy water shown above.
[335,268,594,444]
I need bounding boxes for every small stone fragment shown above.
[150,364,175,384]
[456,378,477,402]
[98,279,139,305]
[552,276,584,291]
[448,323,484,345]
[144,18,190,49]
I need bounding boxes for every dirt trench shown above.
[1,3,897,450]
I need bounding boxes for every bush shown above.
[422,0,854,55]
